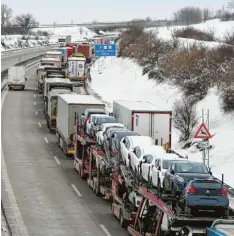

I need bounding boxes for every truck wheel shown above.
[21,86,25,91]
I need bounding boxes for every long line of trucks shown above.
[35,73,234,236]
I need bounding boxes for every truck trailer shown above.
[112,100,172,151]
[8,66,27,90]
[77,43,92,63]
[56,94,105,156]
[47,89,75,133]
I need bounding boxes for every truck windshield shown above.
[97,117,117,125]
[162,160,175,169]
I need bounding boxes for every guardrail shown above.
[1,43,58,56]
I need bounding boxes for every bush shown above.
[173,27,215,41]
[220,85,234,112]
[223,30,234,45]
[148,68,164,83]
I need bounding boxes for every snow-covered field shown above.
[1,35,52,52]
[89,19,234,187]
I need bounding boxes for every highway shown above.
[1,60,128,236]
[1,45,56,72]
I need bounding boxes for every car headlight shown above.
[176,176,184,182]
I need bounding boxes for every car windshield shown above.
[97,117,117,125]
[193,181,221,189]
[175,163,209,174]
[162,160,175,169]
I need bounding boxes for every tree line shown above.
[1,4,39,34]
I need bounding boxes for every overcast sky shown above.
[3,0,227,24]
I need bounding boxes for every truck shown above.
[8,66,27,91]
[43,78,73,116]
[45,51,62,66]
[56,47,68,68]
[112,100,172,151]
[56,94,105,156]
[41,57,61,68]
[67,56,86,86]
[37,66,62,94]
[47,89,75,133]
[77,43,92,63]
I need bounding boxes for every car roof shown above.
[86,109,105,113]
[145,145,166,155]
[90,114,108,118]
[160,153,181,160]
[128,136,152,143]
[97,116,115,119]
[102,123,124,128]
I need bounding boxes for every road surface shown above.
[1,63,128,236]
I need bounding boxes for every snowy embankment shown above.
[89,19,234,187]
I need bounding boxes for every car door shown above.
[86,116,93,134]
[111,133,118,155]
[151,158,159,187]
[164,163,175,191]
[132,146,141,171]
[142,155,153,181]
[120,137,129,162]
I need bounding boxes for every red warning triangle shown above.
[194,123,211,139]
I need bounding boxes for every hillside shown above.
[89,19,234,187]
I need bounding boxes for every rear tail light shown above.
[128,218,133,221]
[85,117,88,122]
[221,188,227,195]
[187,187,195,195]
[52,119,56,126]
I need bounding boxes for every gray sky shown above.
[3,0,227,24]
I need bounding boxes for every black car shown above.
[177,179,229,217]
[111,131,138,158]
[163,161,212,195]
[90,116,117,136]
[103,128,129,155]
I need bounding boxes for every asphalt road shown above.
[1,64,128,236]
[1,45,56,72]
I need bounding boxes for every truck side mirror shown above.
[170,170,175,175]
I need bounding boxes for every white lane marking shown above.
[34,102,36,106]
[34,94,36,98]
[71,184,82,197]
[1,82,29,235]
[38,122,41,128]
[35,111,38,115]
[100,224,112,236]
[44,137,48,144]
[53,156,61,165]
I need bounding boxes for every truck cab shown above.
[40,57,61,68]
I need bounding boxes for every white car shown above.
[130,145,166,173]
[86,114,109,136]
[141,153,181,189]
[120,136,153,167]
[96,123,125,146]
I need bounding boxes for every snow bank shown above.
[148,19,234,41]
[33,26,97,41]
[90,56,234,187]
[1,34,51,51]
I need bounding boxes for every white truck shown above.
[67,56,86,86]
[112,100,172,151]
[8,66,27,90]
[41,57,61,68]
[43,78,74,116]
[47,89,75,133]
[56,94,105,156]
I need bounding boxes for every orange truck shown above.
[77,43,92,63]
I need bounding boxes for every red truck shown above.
[77,44,92,63]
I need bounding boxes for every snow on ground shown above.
[90,56,234,187]
[1,34,51,51]
[33,26,97,42]
[148,19,234,41]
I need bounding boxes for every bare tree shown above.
[228,0,234,9]
[15,13,39,34]
[202,8,211,21]
[173,97,198,141]
[173,7,203,25]
[1,4,12,28]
